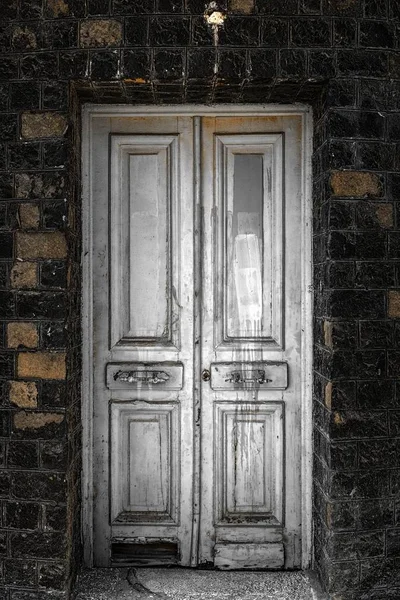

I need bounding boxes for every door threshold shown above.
[75,567,328,599]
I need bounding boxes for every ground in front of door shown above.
[75,568,326,599]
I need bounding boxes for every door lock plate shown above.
[106,362,183,390]
[210,362,288,390]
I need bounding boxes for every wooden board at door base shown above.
[214,543,284,570]
[81,106,313,571]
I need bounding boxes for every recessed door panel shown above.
[215,134,283,346]
[110,135,178,348]
[110,402,179,525]
[88,111,308,570]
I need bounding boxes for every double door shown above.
[87,111,307,569]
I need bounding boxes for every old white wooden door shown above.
[85,109,310,570]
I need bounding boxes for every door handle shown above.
[114,370,170,384]
[225,369,272,385]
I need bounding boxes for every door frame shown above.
[81,104,313,569]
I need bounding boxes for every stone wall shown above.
[0,1,400,599]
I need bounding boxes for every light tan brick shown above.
[10,261,38,289]
[18,352,66,380]
[7,322,38,349]
[21,112,67,139]
[14,411,64,430]
[9,381,38,408]
[324,321,333,349]
[19,204,40,229]
[388,291,400,318]
[229,0,254,13]
[325,381,332,410]
[16,232,67,260]
[375,204,393,228]
[80,19,122,47]
[47,0,69,17]
[330,171,382,197]
[12,26,37,50]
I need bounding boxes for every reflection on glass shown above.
[228,154,264,338]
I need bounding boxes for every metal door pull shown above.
[114,370,170,384]
[225,369,272,385]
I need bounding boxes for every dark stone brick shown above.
[8,143,41,171]
[358,142,396,171]
[42,83,68,111]
[4,559,37,587]
[328,140,356,169]
[249,49,277,80]
[0,174,14,199]
[330,290,385,318]
[12,473,66,502]
[327,110,385,139]
[59,51,89,79]
[10,531,66,559]
[40,441,67,470]
[40,322,66,350]
[217,50,247,80]
[360,320,394,348]
[323,0,361,15]
[88,0,110,14]
[291,18,331,46]
[337,49,388,76]
[333,531,385,560]
[149,16,190,45]
[10,83,40,110]
[42,201,68,229]
[42,21,79,50]
[257,0,299,14]
[330,381,357,409]
[41,382,66,409]
[191,16,214,46]
[154,49,185,80]
[39,262,67,289]
[0,293,15,319]
[113,0,155,14]
[364,0,388,18]
[387,529,400,557]
[0,233,13,260]
[0,354,15,382]
[122,49,151,79]
[4,502,40,530]
[327,261,355,288]
[43,505,67,532]
[355,263,395,290]
[0,470,10,497]
[359,438,400,468]
[333,18,356,48]
[42,143,68,170]
[309,50,336,79]
[388,232,400,258]
[187,49,216,80]
[261,18,289,46]
[157,0,184,11]
[279,49,307,79]
[20,53,59,80]
[0,57,18,81]
[360,21,395,48]
[219,16,259,46]
[329,201,355,229]
[301,0,322,13]
[8,441,39,469]
[329,231,356,259]
[124,16,149,46]
[38,561,67,591]
[90,50,120,80]
[17,292,66,320]
[0,114,18,141]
